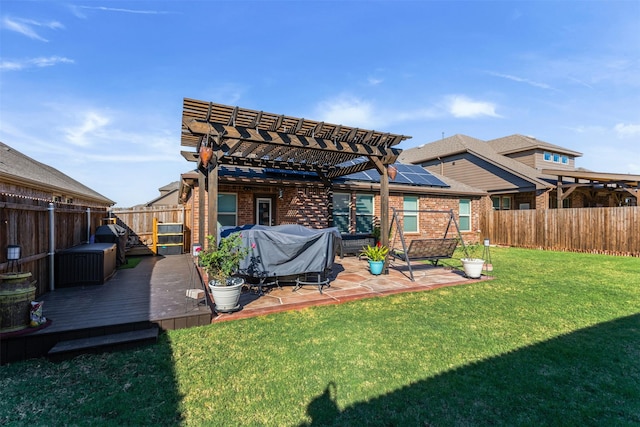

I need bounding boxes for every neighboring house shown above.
[398,134,638,209]
[178,163,487,249]
[0,141,115,208]
[144,181,180,206]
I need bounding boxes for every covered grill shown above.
[220,225,341,293]
[94,224,128,266]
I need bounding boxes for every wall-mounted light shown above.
[278,188,284,199]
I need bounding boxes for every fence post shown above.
[48,203,55,291]
[86,207,91,242]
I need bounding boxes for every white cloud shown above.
[367,77,383,86]
[614,123,640,138]
[446,95,501,118]
[75,6,172,15]
[63,112,111,146]
[0,16,63,41]
[315,96,377,128]
[488,71,554,90]
[0,56,74,71]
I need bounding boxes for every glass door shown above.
[256,197,273,226]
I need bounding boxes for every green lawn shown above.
[1,247,639,426]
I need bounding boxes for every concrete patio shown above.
[209,255,490,322]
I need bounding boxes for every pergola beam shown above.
[185,119,399,161]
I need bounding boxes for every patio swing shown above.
[388,207,469,281]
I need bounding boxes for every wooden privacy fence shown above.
[110,205,190,253]
[0,195,109,295]
[481,206,640,256]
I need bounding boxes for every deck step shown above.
[48,326,159,361]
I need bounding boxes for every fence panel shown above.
[1,195,108,295]
[482,207,640,256]
[110,205,188,251]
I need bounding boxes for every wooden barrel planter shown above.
[0,273,37,333]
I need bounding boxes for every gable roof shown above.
[487,134,582,157]
[398,134,553,190]
[0,141,114,205]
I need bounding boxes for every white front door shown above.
[256,198,272,226]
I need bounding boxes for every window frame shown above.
[355,193,375,234]
[332,192,351,233]
[459,199,471,232]
[217,193,238,227]
[403,196,419,233]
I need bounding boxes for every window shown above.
[561,155,568,164]
[217,193,237,226]
[459,199,471,231]
[403,196,419,233]
[333,193,350,233]
[491,196,511,210]
[553,153,561,163]
[502,196,511,210]
[491,196,501,210]
[544,151,552,161]
[355,194,374,234]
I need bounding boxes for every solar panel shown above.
[336,162,449,188]
[221,162,449,188]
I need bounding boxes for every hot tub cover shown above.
[220,225,341,278]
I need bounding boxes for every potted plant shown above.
[360,243,389,275]
[460,241,484,279]
[199,232,249,312]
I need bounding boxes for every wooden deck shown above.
[1,254,210,364]
[1,252,488,364]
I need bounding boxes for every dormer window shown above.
[544,151,570,164]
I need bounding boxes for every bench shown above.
[390,238,458,281]
[339,234,375,258]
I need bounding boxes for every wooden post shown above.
[380,164,390,274]
[198,170,206,248]
[208,160,218,249]
[557,175,563,209]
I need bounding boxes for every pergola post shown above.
[207,159,219,248]
[198,171,205,248]
[380,165,390,274]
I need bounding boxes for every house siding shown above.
[423,153,534,193]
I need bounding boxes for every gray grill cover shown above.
[220,225,341,278]
[95,224,128,266]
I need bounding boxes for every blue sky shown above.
[1,1,638,207]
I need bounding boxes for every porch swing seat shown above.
[390,238,458,266]
[388,207,467,281]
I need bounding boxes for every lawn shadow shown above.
[301,314,640,426]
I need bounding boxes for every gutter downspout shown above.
[48,202,55,292]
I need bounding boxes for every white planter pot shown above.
[461,258,484,279]
[208,278,244,312]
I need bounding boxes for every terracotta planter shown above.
[199,145,213,166]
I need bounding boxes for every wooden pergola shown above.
[543,169,640,207]
[180,98,411,254]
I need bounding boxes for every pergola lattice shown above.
[180,98,411,253]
